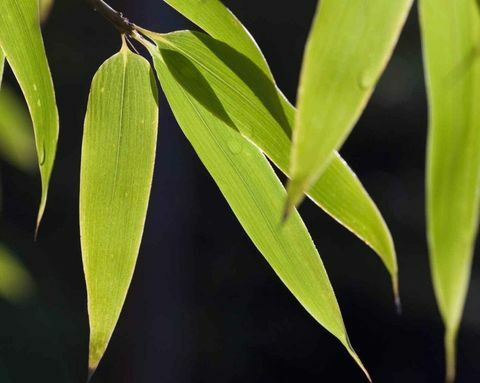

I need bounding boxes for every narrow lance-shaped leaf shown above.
[0,85,37,172]
[141,35,370,380]
[161,0,398,300]
[80,41,158,377]
[286,0,413,213]
[0,49,4,87]
[0,0,59,229]
[420,0,480,381]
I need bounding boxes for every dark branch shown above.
[87,0,135,35]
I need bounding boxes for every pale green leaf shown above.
[0,244,34,304]
[420,0,480,380]
[80,42,158,375]
[0,0,59,229]
[0,85,37,172]
[162,0,398,299]
[286,0,413,212]
[141,35,370,380]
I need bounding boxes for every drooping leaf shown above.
[80,42,158,376]
[419,0,480,380]
[0,244,34,304]
[0,85,37,172]
[142,36,370,380]
[286,0,413,212]
[161,0,398,300]
[0,0,59,229]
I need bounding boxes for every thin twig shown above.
[86,0,135,35]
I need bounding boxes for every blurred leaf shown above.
[39,0,54,23]
[0,0,59,230]
[0,85,37,172]
[286,0,413,212]
[162,0,398,300]
[140,28,398,300]
[419,0,480,380]
[142,36,370,380]
[0,49,4,87]
[0,244,34,304]
[80,41,158,376]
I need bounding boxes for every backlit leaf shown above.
[141,35,370,380]
[162,0,398,300]
[419,0,480,380]
[80,41,158,376]
[0,0,59,230]
[286,0,413,212]
[0,49,4,87]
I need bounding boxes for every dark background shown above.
[1,0,480,382]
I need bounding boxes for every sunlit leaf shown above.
[162,0,398,300]
[419,0,480,381]
[80,41,158,377]
[0,49,4,87]
[0,85,37,172]
[0,0,59,230]
[286,0,413,213]
[141,35,370,380]
[0,244,34,304]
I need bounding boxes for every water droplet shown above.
[39,142,46,166]
[358,70,375,90]
[227,139,243,154]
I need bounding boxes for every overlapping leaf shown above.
[286,0,413,212]
[80,42,158,376]
[141,34,370,379]
[162,0,398,298]
[0,0,59,229]
[420,0,480,380]
[0,244,34,303]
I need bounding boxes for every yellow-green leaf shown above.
[162,0,398,300]
[0,0,59,229]
[141,35,370,380]
[0,49,4,87]
[0,84,36,172]
[419,0,480,380]
[80,42,158,376]
[0,244,34,304]
[286,0,413,212]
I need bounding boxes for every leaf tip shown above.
[445,328,457,383]
[86,366,96,383]
[283,177,308,222]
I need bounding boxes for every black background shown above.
[1,1,480,382]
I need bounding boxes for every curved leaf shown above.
[286,0,412,212]
[0,0,59,229]
[80,42,158,376]
[141,36,370,380]
[162,0,398,299]
[420,0,480,380]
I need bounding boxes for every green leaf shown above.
[419,0,480,380]
[0,244,34,304]
[80,41,158,376]
[162,0,398,300]
[0,84,37,172]
[141,35,370,380]
[286,0,413,212]
[39,0,55,23]
[0,0,59,230]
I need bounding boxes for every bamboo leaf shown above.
[0,49,4,87]
[162,0,398,300]
[0,244,34,304]
[0,0,59,229]
[286,0,413,212]
[39,0,55,23]
[80,41,158,376]
[0,85,37,172]
[141,35,370,380]
[419,1,480,380]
